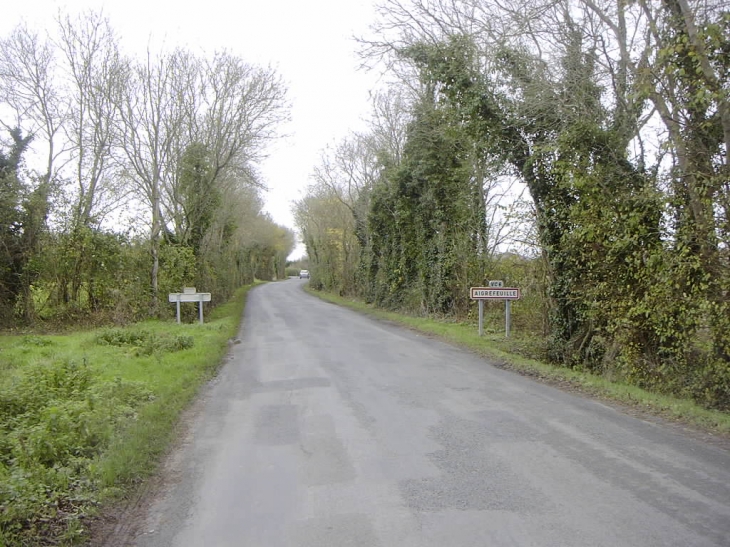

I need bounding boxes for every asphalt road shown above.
[133,280,730,547]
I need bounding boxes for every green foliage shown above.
[31,230,150,326]
[295,190,360,295]
[95,328,152,347]
[158,243,198,300]
[95,328,194,355]
[0,358,153,543]
[0,128,44,327]
[365,38,491,315]
[0,283,252,545]
[176,143,220,254]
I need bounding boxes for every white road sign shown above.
[470,287,520,300]
[169,291,212,324]
[168,293,212,303]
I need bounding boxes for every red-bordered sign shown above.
[470,287,521,300]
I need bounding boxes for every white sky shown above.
[2,0,383,259]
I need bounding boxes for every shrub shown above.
[95,328,152,347]
[0,358,155,543]
[95,329,194,356]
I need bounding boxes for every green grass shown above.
[306,287,730,437]
[0,283,256,546]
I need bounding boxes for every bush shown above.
[0,359,154,543]
[690,358,730,411]
[95,328,152,347]
[95,328,194,355]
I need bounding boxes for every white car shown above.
[299,270,310,279]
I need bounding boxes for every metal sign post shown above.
[506,300,511,338]
[470,282,520,337]
[478,300,484,336]
[168,288,212,324]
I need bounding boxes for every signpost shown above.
[470,282,520,337]
[168,287,212,324]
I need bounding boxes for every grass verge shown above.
[0,283,257,546]
[305,287,730,438]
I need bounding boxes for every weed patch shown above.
[95,328,195,356]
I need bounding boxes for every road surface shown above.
[132,280,730,547]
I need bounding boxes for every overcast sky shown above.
[2,0,383,258]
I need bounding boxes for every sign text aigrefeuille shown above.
[470,287,520,300]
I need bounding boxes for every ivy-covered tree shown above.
[173,142,220,255]
[366,38,498,314]
[0,128,50,325]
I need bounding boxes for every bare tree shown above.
[116,49,195,313]
[197,52,288,180]
[116,47,289,312]
[56,10,128,229]
[166,52,288,250]
[0,23,68,186]
[369,87,412,165]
